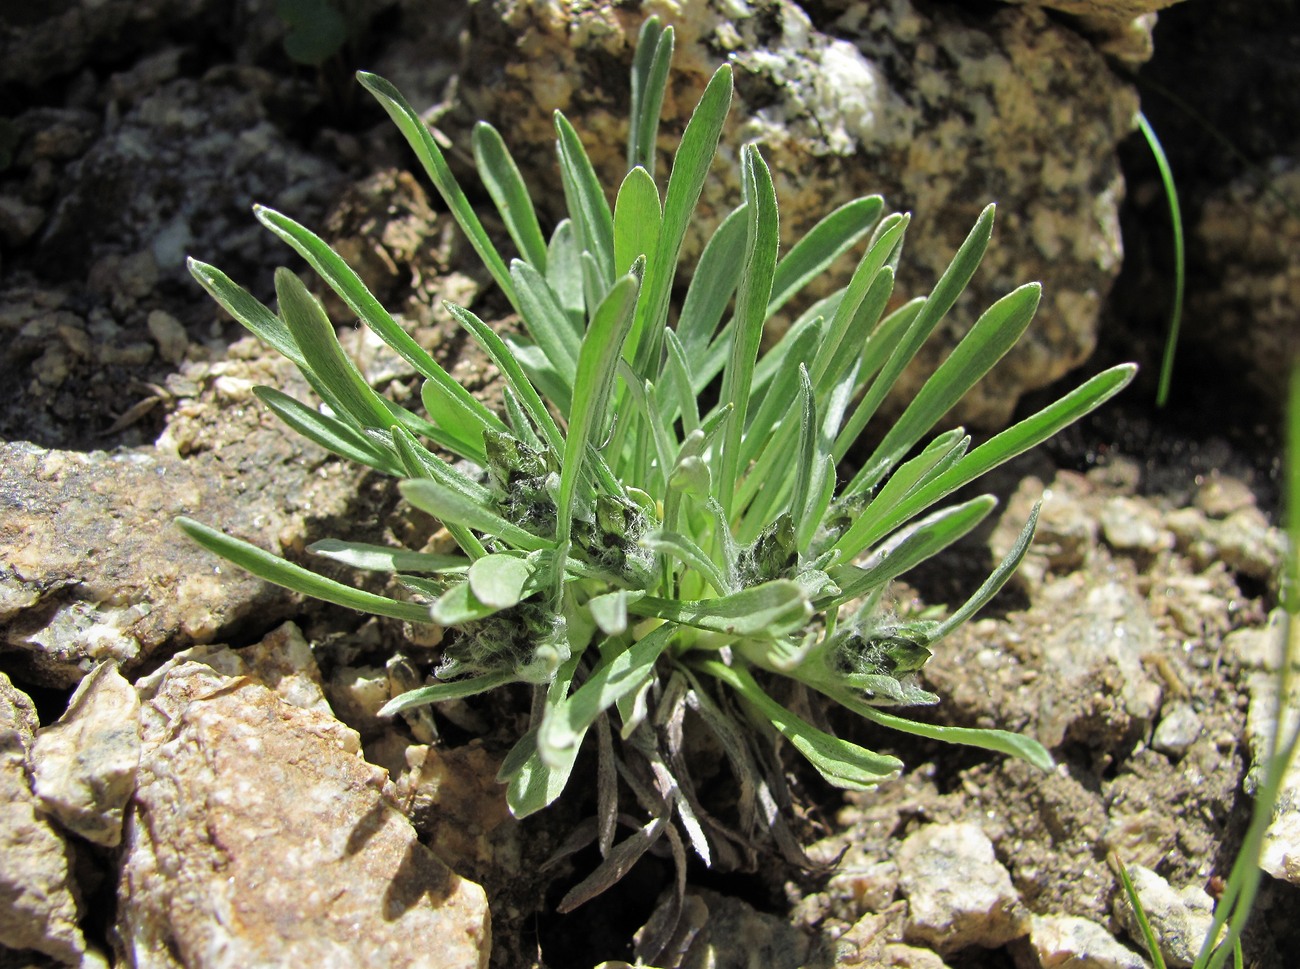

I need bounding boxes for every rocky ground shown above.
[2,2,1298,968]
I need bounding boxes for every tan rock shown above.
[119,661,490,969]
[32,661,141,847]
[0,672,95,965]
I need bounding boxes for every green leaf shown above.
[379,670,519,717]
[628,580,811,638]
[433,580,506,625]
[700,658,901,789]
[770,195,884,316]
[829,495,998,599]
[253,206,500,452]
[309,538,468,574]
[176,517,431,623]
[188,259,302,367]
[628,17,674,176]
[788,365,818,541]
[934,501,1039,640]
[443,301,565,454]
[273,268,393,431]
[835,690,1054,772]
[555,110,616,287]
[851,281,1042,495]
[837,365,1137,555]
[539,623,676,765]
[643,531,732,597]
[613,165,662,276]
[510,259,581,386]
[468,553,537,609]
[357,72,515,305]
[717,144,780,517]
[473,121,548,271]
[503,651,585,817]
[587,589,641,636]
[663,328,700,434]
[630,62,733,380]
[546,219,585,333]
[555,271,642,553]
[401,478,554,552]
[835,204,996,470]
[675,203,747,362]
[253,386,404,476]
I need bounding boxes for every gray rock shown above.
[1017,913,1150,969]
[451,0,1137,428]
[1113,864,1214,968]
[898,822,1028,953]
[31,662,140,847]
[0,672,97,966]
[1150,702,1202,759]
[119,660,490,969]
[1224,609,1289,671]
[1099,496,1172,554]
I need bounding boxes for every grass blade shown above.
[253,386,404,475]
[309,538,468,574]
[628,17,673,176]
[555,110,616,286]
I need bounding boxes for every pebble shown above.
[1113,864,1214,968]
[1018,913,1150,969]
[1151,702,1202,759]
[146,308,189,364]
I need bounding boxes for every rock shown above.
[145,310,189,365]
[1166,505,1285,584]
[451,0,1137,427]
[1150,702,1202,759]
[1113,865,1214,968]
[1243,663,1300,886]
[831,910,951,968]
[31,661,140,847]
[0,352,369,687]
[676,889,823,969]
[1099,496,1172,555]
[897,822,1028,953]
[1224,609,1289,670]
[1193,158,1300,404]
[1193,474,1255,519]
[119,660,491,969]
[1015,913,1150,969]
[0,672,96,965]
[327,664,396,739]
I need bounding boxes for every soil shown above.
[1,4,1297,969]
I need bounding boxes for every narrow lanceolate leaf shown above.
[837,204,997,471]
[837,364,1137,555]
[502,651,585,817]
[556,271,642,553]
[546,219,585,334]
[273,268,393,432]
[700,658,901,789]
[843,427,969,549]
[833,689,1054,772]
[717,145,780,517]
[309,538,468,574]
[254,206,498,441]
[539,623,676,764]
[357,72,515,305]
[433,580,511,625]
[828,495,998,600]
[676,204,747,362]
[444,301,565,454]
[473,121,548,271]
[935,502,1040,640]
[510,259,580,385]
[628,580,811,638]
[850,281,1042,495]
[379,670,520,717]
[770,195,885,316]
[390,427,488,560]
[176,517,431,623]
[788,365,818,540]
[643,531,732,598]
[630,62,733,379]
[253,387,404,476]
[628,16,673,176]
[400,478,553,553]
[555,110,616,286]
[614,165,662,276]
[188,259,302,367]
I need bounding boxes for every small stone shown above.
[31,661,141,847]
[1193,475,1255,519]
[213,374,255,402]
[1019,913,1149,969]
[0,193,45,246]
[1099,496,1170,554]
[1244,667,1300,885]
[98,340,155,366]
[327,665,393,737]
[1113,865,1214,968]
[1224,610,1289,671]
[1151,702,1202,759]
[146,309,189,364]
[898,822,1029,953]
